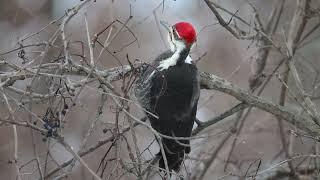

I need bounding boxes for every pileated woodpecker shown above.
[135,22,199,172]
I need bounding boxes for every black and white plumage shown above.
[134,22,200,172]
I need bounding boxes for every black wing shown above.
[134,51,200,172]
[134,50,173,112]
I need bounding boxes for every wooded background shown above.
[0,0,320,179]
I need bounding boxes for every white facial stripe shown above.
[145,28,192,81]
[158,40,186,71]
[174,28,181,39]
[168,32,175,52]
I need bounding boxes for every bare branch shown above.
[199,72,320,136]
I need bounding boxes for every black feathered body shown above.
[135,50,200,171]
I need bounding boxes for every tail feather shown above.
[157,139,190,172]
[158,149,185,172]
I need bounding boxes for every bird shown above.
[134,22,200,172]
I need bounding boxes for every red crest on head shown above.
[173,22,196,45]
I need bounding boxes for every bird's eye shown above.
[171,28,176,35]
[173,29,178,36]
[172,28,180,39]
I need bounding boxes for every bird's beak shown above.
[160,21,171,32]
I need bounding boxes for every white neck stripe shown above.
[157,36,191,71]
[145,31,193,81]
